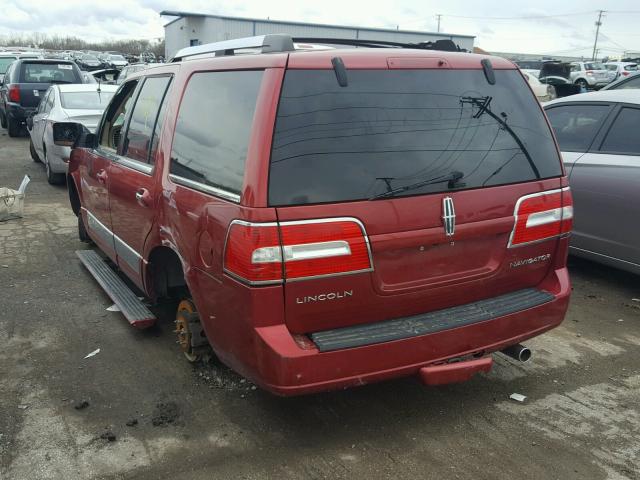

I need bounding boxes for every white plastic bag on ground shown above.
[0,175,30,222]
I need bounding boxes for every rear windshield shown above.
[20,62,80,83]
[268,69,562,206]
[61,91,114,109]
[584,62,605,70]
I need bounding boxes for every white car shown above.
[27,84,117,184]
[522,71,556,102]
[604,61,638,82]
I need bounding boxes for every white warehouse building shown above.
[160,11,475,59]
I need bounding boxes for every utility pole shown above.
[592,10,605,61]
[436,14,442,33]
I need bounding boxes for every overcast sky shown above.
[1,0,640,57]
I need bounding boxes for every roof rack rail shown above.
[292,37,465,52]
[171,34,294,61]
[170,34,465,62]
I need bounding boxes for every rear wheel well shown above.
[147,247,188,301]
[68,178,81,216]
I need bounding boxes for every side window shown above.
[122,76,171,164]
[615,76,640,90]
[169,70,264,196]
[99,80,139,151]
[45,89,55,112]
[546,104,610,152]
[600,108,640,155]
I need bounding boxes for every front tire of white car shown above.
[575,78,589,90]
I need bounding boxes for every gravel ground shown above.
[1,131,639,480]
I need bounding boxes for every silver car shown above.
[544,90,640,274]
[27,83,117,184]
[570,61,614,89]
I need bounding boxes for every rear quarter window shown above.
[269,69,562,206]
[169,70,263,197]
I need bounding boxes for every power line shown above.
[437,10,597,20]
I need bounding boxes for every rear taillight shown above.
[223,218,373,285]
[622,71,630,76]
[508,188,573,248]
[223,221,282,284]
[8,84,20,103]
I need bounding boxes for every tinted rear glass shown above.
[20,62,79,83]
[269,69,562,206]
[170,70,263,196]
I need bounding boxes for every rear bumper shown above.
[250,265,570,396]
[6,104,35,122]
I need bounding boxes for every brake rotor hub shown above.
[174,299,204,362]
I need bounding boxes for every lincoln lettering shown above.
[296,290,354,304]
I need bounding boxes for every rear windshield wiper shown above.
[49,80,72,84]
[460,95,540,179]
[369,171,464,200]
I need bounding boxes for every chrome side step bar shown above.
[76,250,156,329]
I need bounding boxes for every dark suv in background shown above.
[54,35,573,395]
[0,59,84,136]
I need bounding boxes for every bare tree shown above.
[0,33,164,56]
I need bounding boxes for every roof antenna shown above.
[331,57,348,87]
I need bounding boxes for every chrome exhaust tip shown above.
[501,344,531,362]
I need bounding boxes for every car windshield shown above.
[21,62,80,83]
[82,55,99,61]
[625,64,638,71]
[585,62,605,70]
[268,69,562,206]
[110,55,125,61]
[61,90,115,109]
[606,65,617,71]
[0,57,17,73]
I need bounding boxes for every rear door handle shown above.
[135,188,151,207]
[96,170,108,184]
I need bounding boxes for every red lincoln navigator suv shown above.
[55,35,572,395]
